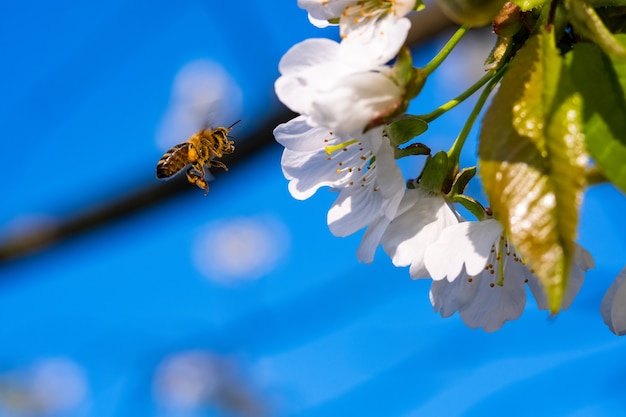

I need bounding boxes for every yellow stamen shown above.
[325,139,358,155]
[497,235,506,286]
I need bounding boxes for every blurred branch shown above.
[406,2,455,47]
[0,8,454,266]
[0,111,294,265]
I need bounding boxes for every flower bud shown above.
[436,0,507,27]
[493,3,523,38]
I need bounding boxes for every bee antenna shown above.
[228,119,242,129]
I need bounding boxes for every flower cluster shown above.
[272,1,608,332]
[274,0,419,262]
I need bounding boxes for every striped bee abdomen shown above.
[156,143,190,179]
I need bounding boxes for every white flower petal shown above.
[298,0,356,22]
[277,38,340,76]
[361,130,404,219]
[431,255,528,332]
[282,149,346,199]
[308,13,333,28]
[457,266,527,332]
[274,115,337,153]
[601,266,626,336]
[275,38,354,116]
[340,16,411,66]
[310,71,403,137]
[425,219,594,331]
[426,220,536,331]
[274,76,313,116]
[276,117,390,200]
[326,128,403,239]
[328,182,384,237]
[357,214,391,264]
[275,37,405,136]
[394,0,418,16]
[430,272,479,318]
[275,117,405,257]
[424,219,503,281]
[382,188,461,278]
[574,243,595,271]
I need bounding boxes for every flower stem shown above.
[447,64,508,173]
[416,69,497,123]
[422,25,468,76]
[585,166,608,185]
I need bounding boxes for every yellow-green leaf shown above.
[510,0,549,10]
[566,37,626,193]
[586,0,626,5]
[478,31,587,313]
[565,0,626,57]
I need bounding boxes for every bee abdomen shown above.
[156,143,189,179]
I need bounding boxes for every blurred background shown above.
[1,1,626,416]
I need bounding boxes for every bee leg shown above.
[211,160,229,171]
[186,167,209,195]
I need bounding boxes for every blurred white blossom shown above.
[157,59,242,151]
[153,351,266,416]
[601,266,626,336]
[0,357,88,416]
[193,215,290,284]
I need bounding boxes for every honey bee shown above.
[156,121,240,194]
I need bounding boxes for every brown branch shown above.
[0,8,455,266]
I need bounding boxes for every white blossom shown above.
[298,0,416,66]
[425,219,594,332]
[298,0,355,23]
[601,266,626,336]
[274,116,405,262]
[381,187,462,278]
[275,38,404,137]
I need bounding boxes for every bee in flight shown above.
[156,120,240,194]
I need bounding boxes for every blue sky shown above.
[1,1,626,416]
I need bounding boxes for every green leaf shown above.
[395,142,431,159]
[478,31,586,313]
[452,194,487,221]
[393,47,415,88]
[451,166,477,195]
[566,36,626,193]
[607,34,626,97]
[421,151,449,193]
[510,0,550,10]
[386,118,429,146]
[586,0,626,5]
[407,67,427,101]
[565,0,626,57]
